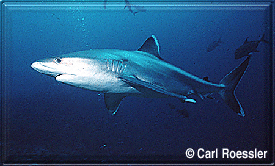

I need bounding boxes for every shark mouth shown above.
[31,62,63,77]
[55,74,77,80]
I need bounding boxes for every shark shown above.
[124,0,146,15]
[207,37,222,52]
[235,34,269,59]
[103,0,146,15]
[31,35,250,116]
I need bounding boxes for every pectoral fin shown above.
[104,93,126,115]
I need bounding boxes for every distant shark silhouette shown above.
[124,0,146,15]
[103,0,146,15]
[31,35,250,116]
[235,34,269,59]
[207,37,222,52]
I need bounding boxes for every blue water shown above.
[2,2,273,164]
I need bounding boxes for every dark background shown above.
[2,2,272,164]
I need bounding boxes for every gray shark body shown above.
[31,35,250,116]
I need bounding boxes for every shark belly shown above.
[56,74,139,94]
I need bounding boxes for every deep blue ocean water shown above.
[2,2,273,164]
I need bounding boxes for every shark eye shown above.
[54,58,62,63]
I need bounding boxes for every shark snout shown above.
[31,61,61,77]
[31,62,43,72]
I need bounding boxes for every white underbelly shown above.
[55,74,139,93]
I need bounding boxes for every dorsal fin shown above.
[244,37,249,44]
[137,35,163,60]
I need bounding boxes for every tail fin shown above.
[219,56,251,116]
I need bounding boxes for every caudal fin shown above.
[219,56,251,116]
